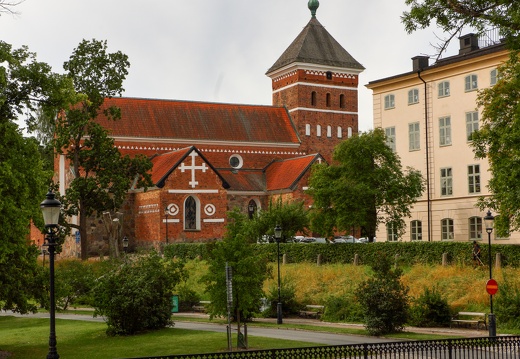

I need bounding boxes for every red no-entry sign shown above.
[486,279,498,295]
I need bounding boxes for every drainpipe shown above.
[417,70,432,242]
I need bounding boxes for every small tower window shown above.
[317,125,322,137]
[311,91,317,106]
[347,127,353,138]
[339,94,345,108]
[327,125,332,138]
[337,126,343,138]
[326,93,331,107]
[326,71,332,80]
[305,124,311,136]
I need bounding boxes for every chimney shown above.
[412,56,429,72]
[459,33,479,54]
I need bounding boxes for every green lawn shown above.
[0,316,315,359]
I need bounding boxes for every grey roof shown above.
[266,17,364,74]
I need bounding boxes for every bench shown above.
[299,305,324,319]
[450,312,487,330]
[192,300,210,313]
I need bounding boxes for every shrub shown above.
[322,294,363,322]
[263,277,301,318]
[175,283,200,312]
[92,252,184,335]
[495,278,520,329]
[55,260,96,310]
[355,253,409,335]
[409,287,452,327]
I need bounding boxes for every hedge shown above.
[163,241,520,267]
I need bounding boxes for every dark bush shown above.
[495,278,520,329]
[322,294,363,322]
[262,277,301,318]
[175,283,200,312]
[92,252,184,335]
[355,253,409,335]
[409,287,452,327]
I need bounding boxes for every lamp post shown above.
[274,225,282,325]
[484,210,496,337]
[122,236,129,254]
[40,190,61,359]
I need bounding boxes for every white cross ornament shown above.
[179,151,208,188]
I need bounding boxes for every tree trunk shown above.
[79,206,88,260]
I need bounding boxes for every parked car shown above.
[333,235,363,243]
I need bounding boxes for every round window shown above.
[229,154,243,169]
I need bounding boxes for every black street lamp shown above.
[40,190,61,359]
[274,225,283,325]
[484,210,496,337]
[122,236,129,254]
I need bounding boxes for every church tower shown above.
[266,0,364,162]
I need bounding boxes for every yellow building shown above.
[366,33,515,243]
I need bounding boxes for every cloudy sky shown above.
[2,0,457,132]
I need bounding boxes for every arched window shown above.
[386,222,398,242]
[327,125,332,138]
[311,91,317,106]
[347,127,353,138]
[441,218,454,240]
[410,220,422,241]
[305,123,311,136]
[337,126,343,138]
[326,93,331,107]
[316,124,322,137]
[184,196,199,230]
[339,94,345,108]
[247,199,257,219]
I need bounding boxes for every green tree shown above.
[203,209,270,347]
[472,52,520,236]
[355,253,410,336]
[92,252,184,336]
[402,0,520,56]
[308,129,424,241]
[248,198,309,243]
[0,41,72,313]
[53,39,152,260]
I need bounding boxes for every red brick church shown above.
[55,1,364,255]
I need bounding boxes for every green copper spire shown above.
[308,0,319,17]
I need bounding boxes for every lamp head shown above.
[274,225,282,243]
[484,210,494,233]
[40,190,61,227]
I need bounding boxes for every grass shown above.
[0,316,316,359]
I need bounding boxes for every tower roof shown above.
[266,16,364,75]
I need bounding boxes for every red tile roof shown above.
[150,147,192,185]
[97,97,300,146]
[150,147,229,189]
[219,170,266,192]
[265,154,322,191]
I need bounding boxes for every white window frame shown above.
[469,216,482,241]
[384,94,395,110]
[408,88,419,105]
[441,218,454,241]
[337,126,343,138]
[439,116,451,146]
[410,220,422,241]
[465,74,478,92]
[468,164,481,194]
[386,222,398,242]
[408,122,420,151]
[347,127,353,138]
[385,127,396,152]
[316,124,322,137]
[327,125,332,138]
[305,123,311,136]
[440,167,453,196]
[466,111,479,141]
[490,69,498,86]
[438,81,450,98]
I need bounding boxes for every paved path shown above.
[2,310,487,346]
